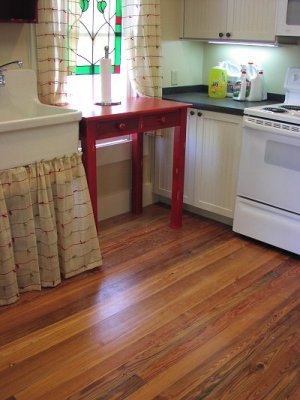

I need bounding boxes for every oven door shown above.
[236,116,300,214]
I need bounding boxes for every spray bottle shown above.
[233,65,248,101]
[258,68,268,100]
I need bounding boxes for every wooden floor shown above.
[0,204,299,400]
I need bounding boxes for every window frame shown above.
[69,0,132,148]
[70,0,122,76]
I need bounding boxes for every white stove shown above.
[233,67,300,255]
[244,66,300,125]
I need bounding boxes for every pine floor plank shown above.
[0,204,299,400]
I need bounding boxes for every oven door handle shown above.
[243,116,300,139]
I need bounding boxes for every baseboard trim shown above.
[156,196,233,226]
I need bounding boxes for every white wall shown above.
[162,40,204,87]
[0,23,32,67]
[1,4,299,93]
[161,0,300,94]
[202,43,300,94]
[161,0,204,87]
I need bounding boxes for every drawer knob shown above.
[159,116,166,124]
[197,112,202,117]
[190,110,195,115]
[118,122,126,130]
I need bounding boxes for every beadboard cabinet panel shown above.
[154,108,242,219]
[227,0,277,41]
[183,0,227,40]
[182,0,277,42]
[194,111,242,218]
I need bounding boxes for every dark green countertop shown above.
[162,86,284,116]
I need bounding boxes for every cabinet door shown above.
[194,111,242,218]
[227,0,276,41]
[183,0,228,39]
[153,108,197,205]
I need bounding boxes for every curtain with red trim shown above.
[123,0,162,97]
[0,153,102,306]
[36,0,81,105]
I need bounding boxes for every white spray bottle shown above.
[233,65,247,101]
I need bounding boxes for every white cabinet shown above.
[183,0,277,42]
[194,110,242,218]
[154,108,242,219]
[183,0,228,40]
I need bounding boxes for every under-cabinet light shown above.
[208,41,278,47]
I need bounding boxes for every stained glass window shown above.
[69,0,122,75]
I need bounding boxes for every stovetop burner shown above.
[280,105,300,111]
[244,68,300,125]
[244,103,300,124]
[262,107,288,113]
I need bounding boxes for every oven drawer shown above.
[233,196,300,255]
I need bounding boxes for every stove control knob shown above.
[292,72,300,82]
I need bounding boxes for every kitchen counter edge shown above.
[162,86,284,117]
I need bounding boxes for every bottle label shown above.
[233,79,250,98]
[233,81,241,98]
[208,69,227,98]
[246,80,251,97]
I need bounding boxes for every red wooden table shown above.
[79,97,190,229]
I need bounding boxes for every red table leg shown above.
[170,109,187,229]
[131,132,143,214]
[80,121,98,227]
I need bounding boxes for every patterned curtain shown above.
[36,0,81,105]
[123,0,162,97]
[0,153,102,306]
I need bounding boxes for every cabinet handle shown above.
[197,112,202,117]
[159,116,166,124]
[118,122,126,130]
[190,110,195,115]
[226,32,231,38]
[219,32,224,38]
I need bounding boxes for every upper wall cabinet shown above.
[182,0,277,42]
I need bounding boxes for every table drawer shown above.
[143,111,181,131]
[94,117,139,137]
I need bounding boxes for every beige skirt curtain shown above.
[0,153,102,306]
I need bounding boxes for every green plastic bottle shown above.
[208,66,228,99]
